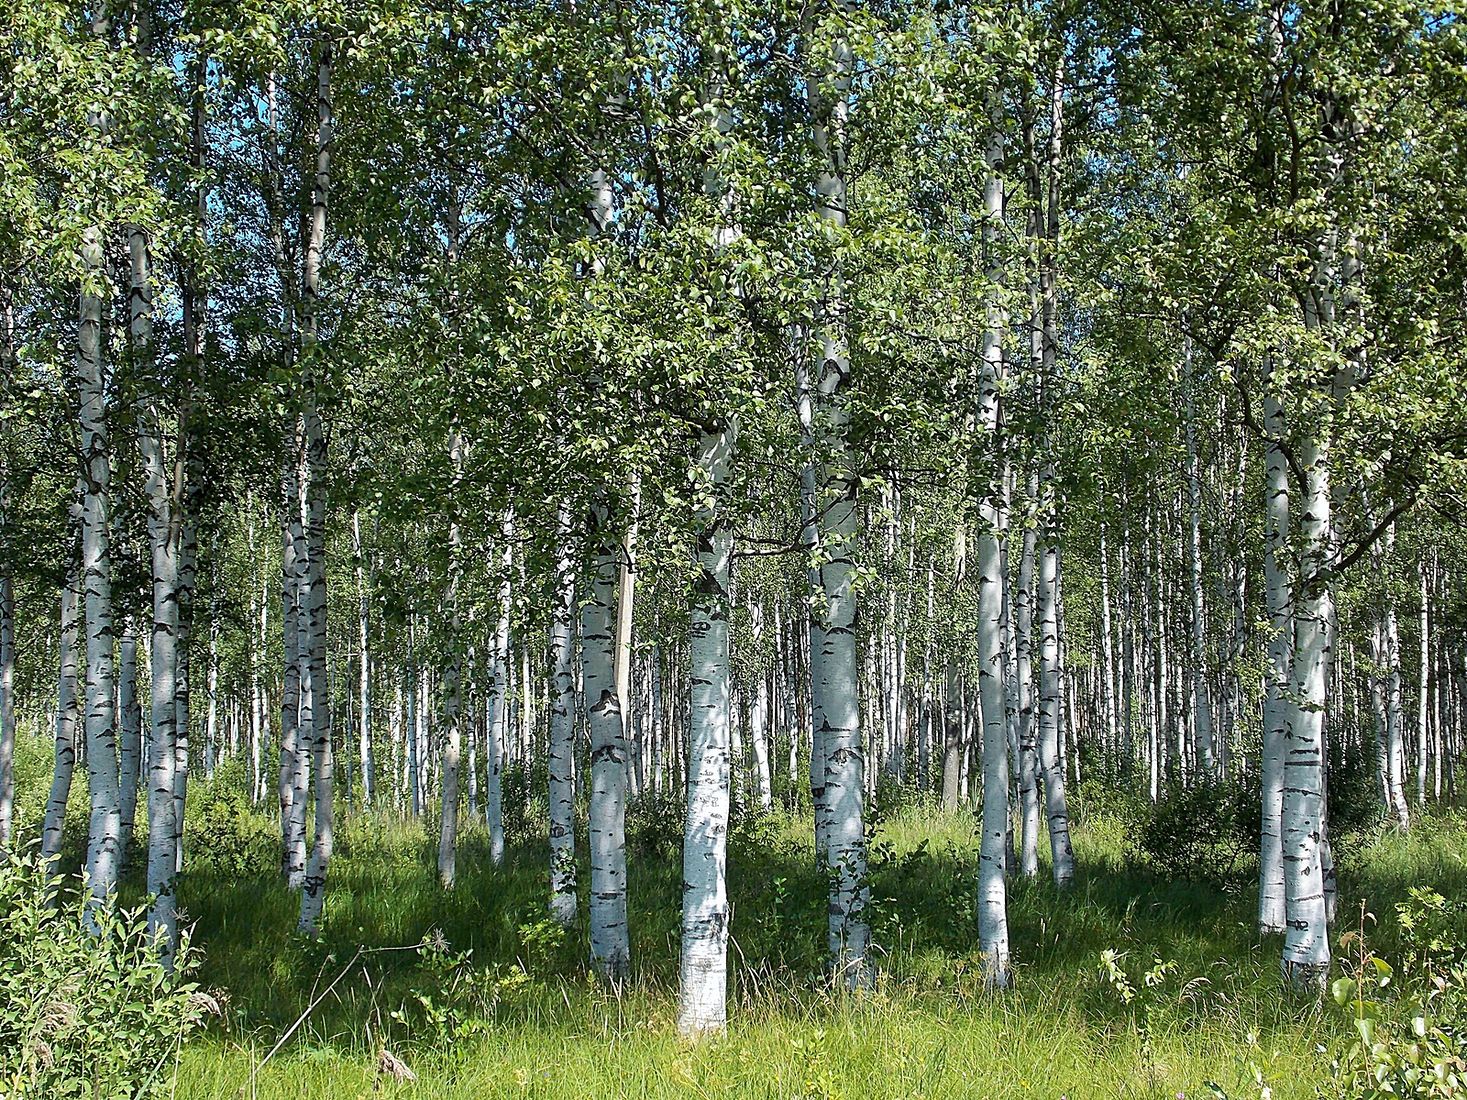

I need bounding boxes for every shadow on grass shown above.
[166,792,1467,1062]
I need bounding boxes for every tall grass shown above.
[149,775,1467,1099]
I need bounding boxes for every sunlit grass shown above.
[153,783,1467,1098]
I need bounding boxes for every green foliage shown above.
[184,765,278,878]
[390,933,535,1049]
[0,848,210,1099]
[1329,889,1467,1098]
[1125,774,1257,885]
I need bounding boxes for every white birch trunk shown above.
[974,111,1011,985]
[353,510,374,807]
[678,423,735,1036]
[1417,563,1429,806]
[174,504,197,876]
[1378,525,1409,829]
[1183,338,1214,775]
[487,513,512,865]
[77,222,122,907]
[0,561,13,848]
[279,473,306,881]
[1258,378,1291,934]
[1014,514,1040,878]
[297,38,334,937]
[438,434,465,888]
[43,568,82,865]
[748,601,773,813]
[1280,428,1332,988]
[807,13,869,981]
[1035,496,1075,887]
[548,502,579,926]
[583,505,630,980]
[118,622,142,862]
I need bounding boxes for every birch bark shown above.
[43,569,82,865]
[438,432,465,888]
[677,423,735,1036]
[807,8,869,982]
[1258,375,1291,933]
[1280,428,1332,987]
[118,622,142,861]
[974,109,1011,986]
[583,504,630,980]
[297,37,335,937]
[548,503,579,926]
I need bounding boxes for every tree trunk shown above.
[117,620,142,861]
[1035,491,1075,887]
[0,563,13,848]
[678,422,735,1036]
[974,107,1011,985]
[76,218,122,908]
[1258,377,1291,934]
[548,503,579,926]
[438,432,465,889]
[43,568,82,865]
[1183,337,1214,776]
[352,510,374,807]
[297,37,335,937]
[487,512,512,865]
[1280,429,1332,989]
[806,14,869,981]
[1015,507,1040,878]
[582,503,630,981]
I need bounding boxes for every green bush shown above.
[0,848,211,1099]
[1125,774,1256,884]
[183,774,277,878]
[1329,888,1467,1098]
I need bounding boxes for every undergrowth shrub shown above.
[0,848,211,1098]
[1328,888,1467,1098]
[184,771,277,877]
[626,788,683,859]
[1327,748,1389,858]
[1125,774,1256,884]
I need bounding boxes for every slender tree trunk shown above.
[1281,428,1332,988]
[1417,562,1429,807]
[352,510,373,807]
[174,503,197,877]
[487,513,512,865]
[438,433,465,888]
[0,563,14,848]
[941,531,965,811]
[974,106,1011,986]
[43,567,82,865]
[1183,337,1214,776]
[1098,517,1118,773]
[1258,376,1291,934]
[678,422,735,1036]
[1015,509,1040,878]
[748,602,774,813]
[117,622,142,862]
[77,219,122,907]
[548,503,579,926]
[1035,490,1075,887]
[807,14,869,981]
[297,38,335,937]
[279,471,306,881]
[582,504,630,981]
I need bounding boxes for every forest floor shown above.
[167,777,1467,1100]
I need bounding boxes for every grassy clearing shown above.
[151,784,1467,1100]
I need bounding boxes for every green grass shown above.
[13,733,1459,1100]
[144,778,1467,1100]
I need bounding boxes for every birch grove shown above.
[3,0,1467,1062]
